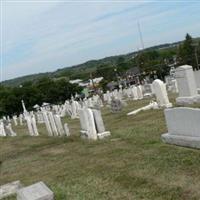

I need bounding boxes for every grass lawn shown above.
[1,96,200,200]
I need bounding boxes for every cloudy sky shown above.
[1,0,200,81]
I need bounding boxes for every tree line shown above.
[0,78,82,116]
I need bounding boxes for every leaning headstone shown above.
[13,116,18,126]
[0,180,22,199]
[25,115,39,136]
[161,107,200,149]
[17,182,54,200]
[42,111,53,136]
[86,108,97,140]
[0,121,6,137]
[5,123,17,136]
[54,115,65,136]
[79,108,110,140]
[175,65,200,104]
[152,79,172,108]
[92,109,110,139]
[48,112,59,136]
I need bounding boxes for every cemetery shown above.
[0,64,200,200]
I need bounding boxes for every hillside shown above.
[2,38,199,87]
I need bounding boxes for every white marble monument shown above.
[162,107,200,149]
[152,79,172,108]
[175,65,200,104]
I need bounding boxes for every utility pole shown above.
[90,72,97,95]
[194,46,199,70]
[137,21,145,50]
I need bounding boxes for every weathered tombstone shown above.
[5,123,17,136]
[71,100,79,119]
[86,108,97,140]
[0,180,22,199]
[143,84,153,97]
[175,65,200,104]
[13,115,18,126]
[0,121,6,136]
[162,107,200,149]
[92,109,110,139]
[19,114,24,125]
[152,79,172,108]
[131,86,138,100]
[54,115,65,136]
[110,98,122,113]
[79,108,90,139]
[42,111,53,136]
[171,79,179,93]
[32,116,39,136]
[194,70,200,89]
[137,85,143,99]
[17,182,54,200]
[79,108,110,140]
[64,123,70,136]
[48,112,59,136]
[25,115,39,136]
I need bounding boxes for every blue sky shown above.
[1,0,200,81]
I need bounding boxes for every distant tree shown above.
[177,33,196,68]
[0,77,82,116]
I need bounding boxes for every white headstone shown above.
[162,107,200,149]
[175,65,200,104]
[152,79,172,108]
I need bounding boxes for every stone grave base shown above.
[80,130,110,140]
[97,131,111,139]
[160,103,173,108]
[161,133,200,149]
[80,130,89,139]
[176,95,200,105]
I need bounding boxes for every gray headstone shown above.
[162,107,200,149]
[111,99,122,113]
[92,109,105,133]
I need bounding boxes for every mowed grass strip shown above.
[1,97,200,200]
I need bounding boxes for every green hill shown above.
[2,38,199,87]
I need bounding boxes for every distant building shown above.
[69,79,83,84]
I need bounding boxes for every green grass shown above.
[1,97,200,200]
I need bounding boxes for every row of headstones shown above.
[0,105,110,141]
[0,120,16,137]
[103,84,149,104]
